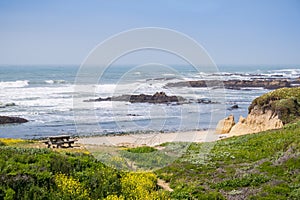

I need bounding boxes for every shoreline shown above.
[78,129,221,147]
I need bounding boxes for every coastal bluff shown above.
[217,87,300,136]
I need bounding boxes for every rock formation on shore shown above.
[228,108,284,136]
[166,79,292,90]
[217,87,300,136]
[216,114,235,133]
[0,116,28,124]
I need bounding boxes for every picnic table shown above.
[43,135,77,148]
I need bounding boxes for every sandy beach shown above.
[78,130,222,147]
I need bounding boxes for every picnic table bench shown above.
[42,135,77,148]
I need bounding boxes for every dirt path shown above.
[157,178,173,192]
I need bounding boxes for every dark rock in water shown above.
[85,92,186,104]
[129,92,185,104]
[0,102,16,108]
[228,104,239,110]
[166,80,207,88]
[0,116,28,124]
[292,77,300,84]
[197,98,219,104]
[166,79,291,90]
[5,102,16,107]
[126,114,141,116]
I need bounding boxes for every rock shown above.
[197,98,218,104]
[126,114,141,116]
[248,87,300,124]
[5,102,16,107]
[225,87,300,136]
[228,104,239,110]
[238,116,246,123]
[166,79,291,90]
[0,116,28,124]
[291,77,300,86]
[85,92,186,104]
[228,109,283,136]
[0,102,16,108]
[216,114,235,134]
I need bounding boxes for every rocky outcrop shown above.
[0,116,28,124]
[217,87,300,136]
[228,108,283,136]
[166,79,291,90]
[85,92,186,104]
[216,115,235,134]
[248,87,300,124]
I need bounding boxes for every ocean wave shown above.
[270,68,300,73]
[45,80,67,84]
[265,68,300,78]
[0,80,29,88]
[191,69,300,80]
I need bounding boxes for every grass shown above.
[155,121,300,199]
[125,146,157,153]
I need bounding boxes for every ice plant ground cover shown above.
[0,120,299,199]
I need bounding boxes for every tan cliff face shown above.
[215,115,235,134]
[228,106,283,136]
[216,106,284,136]
[216,87,300,137]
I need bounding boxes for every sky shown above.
[0,0,299,66]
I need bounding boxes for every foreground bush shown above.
[0,146,166,199]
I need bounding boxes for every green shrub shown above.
[212,174,269,190]
[0,141,5,146]
[126,146,157,153]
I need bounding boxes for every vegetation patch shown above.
[1,120,299,199]
[248,87,300,123]
[125,146,157,153]
[0,145,167,199]
[0,138,27,145]
[156,121,300,199]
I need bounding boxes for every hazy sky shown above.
[0,0,299,65]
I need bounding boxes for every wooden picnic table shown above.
[43,135,77,148]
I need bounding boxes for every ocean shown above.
[0,65,299,139]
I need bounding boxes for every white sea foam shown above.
[45,80,67,84]
[265,68,300,78]
[94,84,117,95]
[0,80,29,88]
[45,80,54,84]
